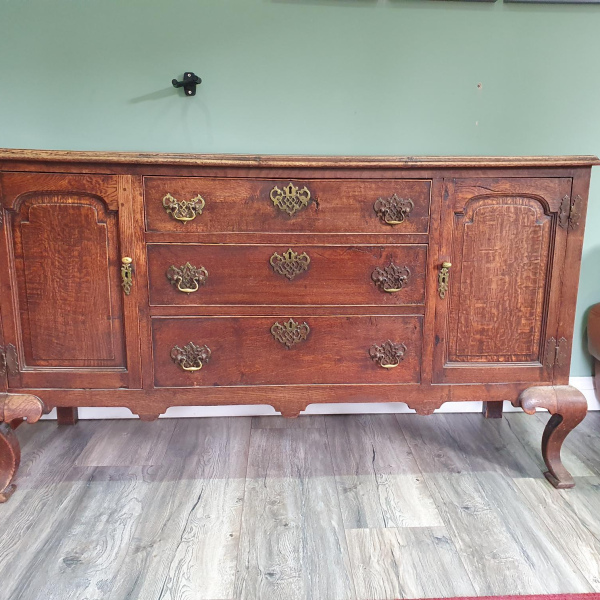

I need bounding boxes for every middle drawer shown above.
[147,244,427,306]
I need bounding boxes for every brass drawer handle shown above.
[166,262,208,294]
[162,193,205,222]
[270,182,311,216]
[121,257,133,295]
[369,340,407,369]
[373,194,414,226]
[270,249,311,280]
[372,263,410,293]
[270,318,310,348]
[171,342,211,371]
[438,262,452,299]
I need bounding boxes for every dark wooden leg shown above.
[57,407,79,426]
[594,358,600,401]
[0,393,47,503]
[512,385,587,489]
[0,422,20,503]
[482,401,503,418]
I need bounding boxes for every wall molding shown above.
[40,377,598,420]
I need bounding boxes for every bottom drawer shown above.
[152,315,422,387]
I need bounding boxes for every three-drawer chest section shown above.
[144,175,431,389]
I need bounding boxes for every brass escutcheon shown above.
[270,318,310,348]
[166,262,208,294]
[438,262,452,299]
[162,193,205,223]
[270,249,311,280]
[270,182,311,216]
[121,257,133,295]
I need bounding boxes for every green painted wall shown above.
[1,0,599,375]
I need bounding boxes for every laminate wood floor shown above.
[2,411,600,600]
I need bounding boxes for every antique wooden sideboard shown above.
[0,149,598,501]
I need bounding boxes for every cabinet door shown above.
[433,177,571,384]
[0,173,142,389]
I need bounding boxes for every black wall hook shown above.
[172,72,202,97]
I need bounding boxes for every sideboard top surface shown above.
[0,148,598,169]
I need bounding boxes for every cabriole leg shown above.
[513,385,587,489]
[0,393,47,503]
[0,423,20,503]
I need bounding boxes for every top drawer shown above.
[144,177,431,234]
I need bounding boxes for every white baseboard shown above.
[40,377,598,420]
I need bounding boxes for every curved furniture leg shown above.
[513,385,587,489]
[0,393,47,503]
[0,423,20,502]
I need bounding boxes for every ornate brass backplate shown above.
[270,249,311,280]
[438,262,452,299]
[369,340,407,369]
[371,263,411,293]
[170,342,211,371]
[166,262,208,293]
[121,257,133,295]
[373,194,414,225]
[270,318,310,348]
[162,193,206,222]
[270,182,311,216]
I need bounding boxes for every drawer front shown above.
[152,316,422,387]
[148,244,427,306]
[144,177,431,234]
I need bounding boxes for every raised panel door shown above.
[433,177,571,384]
[0,173,142,389]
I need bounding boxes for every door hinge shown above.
[558,195,582,230]
[545,337,568,369]
[0,344,19,377]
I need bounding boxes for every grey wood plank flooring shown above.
[2,412,600,599]
[346,527,476,600]
[234,428,355,600]
[326,415,442,529]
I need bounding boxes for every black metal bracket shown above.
[172,72,202,97]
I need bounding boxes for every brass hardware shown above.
[270,182,311,216]
[373,194,414,225]
[559,195,582,231]
[270,318,310,348]
[545,337,569,368]
[270,249,311,280]
[369,340,407,369]
[170,342,211,371]
[0,344,18,377]
[166,262,208,293]
[162,193,205,222]
[371,263,411,293]
[438,262,451,299]
[121,257,133,295]
[556,337,569,368]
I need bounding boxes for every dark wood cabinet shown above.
[0,150,597,502]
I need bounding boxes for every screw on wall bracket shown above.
[172,72,202,97]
